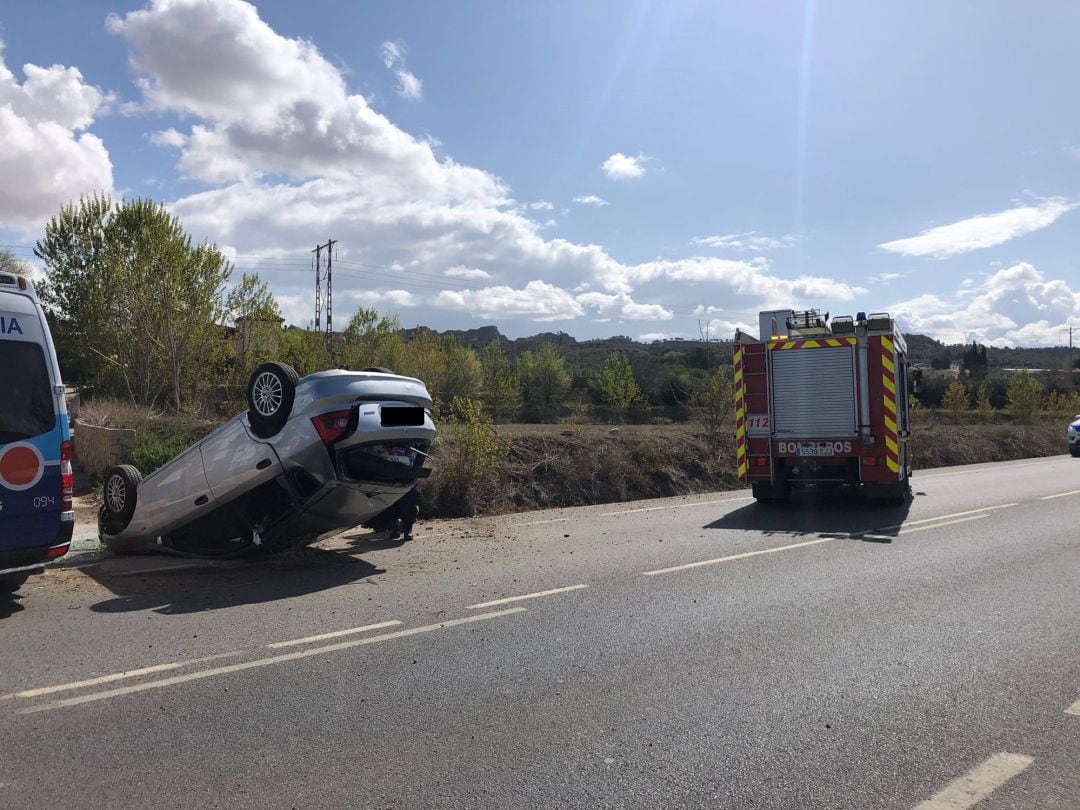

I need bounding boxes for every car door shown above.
[199,418,283,505]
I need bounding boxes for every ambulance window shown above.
[0,340,55,442]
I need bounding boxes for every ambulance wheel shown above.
[247,362,299,438]
[102,464,142,534]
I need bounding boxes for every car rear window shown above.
[0,340,55,442]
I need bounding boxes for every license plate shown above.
[778,440,853,456]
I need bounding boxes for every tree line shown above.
[29,195,733,427]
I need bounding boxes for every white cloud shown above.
[890,262,1080,346]
[638,332,674,343]
[444,265,491,280]
[879,198,1077,258]
[0,43,113,230]
[347,288,417,308]
[576,291,673,321]
[573,194,609,206]
[112,0,870,331]
[691,232,797,251]
[381,41,422,101]
[150,127,186,148]
[435,281,584,321]
[527,200,553,211]
[601,152,648,180]
[869,272,905,283]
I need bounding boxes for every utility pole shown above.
[312,244,321,333]
[312,238,337,347]
[1068,325,1076,388]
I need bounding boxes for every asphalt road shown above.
[3,455,1080,809]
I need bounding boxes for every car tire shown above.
[102,464,142,534]
[1071,446,1080,458]
[0,574,29,596]
[247,362,299,438]
[362,366,394,374]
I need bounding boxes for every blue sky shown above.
[1,0,1079,345]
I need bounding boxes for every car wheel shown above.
[362,366,394,374]
[1071,446,1080,458]
[247,362,299,438]
[102,464,142,534]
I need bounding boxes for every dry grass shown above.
[422,421,1067,519]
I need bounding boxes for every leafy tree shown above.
[0,248,30,276]
[975,384,993,415]
[226,272,282,364]
[341,307,403,371]
[941,381,970,422]
[479,340,521,423]
[279,328,330,377]
[1046,389,1073,417]
[597,352,647,422]
[34,194,115,387]
[400,328,449,405]
[518,343,570,421]
[442,336,484,408]
[1006,369,1044,423]
[694,369,733,440]
[36,195,231,410]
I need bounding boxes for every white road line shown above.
[642,537,835,577]
[18,607,527,715]
[914,752,1034,810]
[1066,699,1080,717]
[1040,489,1080,501]
[0,651,243,701]
[893,503,1016,528]
[267,620,402,649]
[520,517,569,526]
[919,459,1059,479]
[600,497,753,517]
[899,513,991,535]
[466,584,588,610]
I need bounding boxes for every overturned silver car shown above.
[100,363,435,557]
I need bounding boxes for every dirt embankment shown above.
[420,422,1067,518]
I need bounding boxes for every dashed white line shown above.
[1040,489,1080,501]
[0,651,243,701]
[899,513,991,535]
[467,584,588,610]
[913,752,1034,810]
[599,497,753,517]
[893,503,1017,528]
[18,607,528,714]
[520,517,569,526]
[641,537,835,576]
[267,619,402,649]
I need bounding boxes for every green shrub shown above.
[131,433,192,475]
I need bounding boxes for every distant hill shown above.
[395,324,1073,375]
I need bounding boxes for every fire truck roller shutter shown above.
[771,346,858,438]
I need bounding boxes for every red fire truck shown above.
[734,309,913,504]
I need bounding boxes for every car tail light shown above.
[864,456,876,466]
[755,457,767,467]
[60,439,73,511]
[311,409,352,445]
[47,542,70,559]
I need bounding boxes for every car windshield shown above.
[0,339,55,443]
